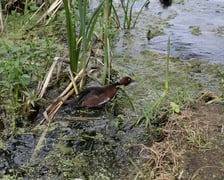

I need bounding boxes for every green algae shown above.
[189,26,202,36]
[211,26,224,36]
[114,49,224,112]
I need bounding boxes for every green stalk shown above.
[103,0,110,84]
[165,37,170,92]
[128,0,135,29]
[86,0,105,48]
[111,3,120,28]
[133,0,150,28]
[78,0,87,70]
[120,87,137,113]
[24,0,29,15]
[119,0,149,29]
[63,0,77,72]
[120,0,128,29]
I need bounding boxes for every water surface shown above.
[115,0,224,63]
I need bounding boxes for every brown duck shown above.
[75,76,134,108]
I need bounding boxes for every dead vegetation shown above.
[138,92,224,179]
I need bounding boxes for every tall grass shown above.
[57,0,149,82]
[62,0,149,83]
[120,0,150,29]
[78,0,87,71]
[62,0,105,73]
[63,0,78,72]
[103,0,112,83]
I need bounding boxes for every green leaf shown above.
[170,102,180,113]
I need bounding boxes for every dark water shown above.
[115,0,224,63]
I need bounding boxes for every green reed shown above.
[103,0,112,83]
[120,0,150,29]
[63,0,78,72]
[62,0,105,73]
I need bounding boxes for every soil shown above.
[181,101,224,180]
[142,93,224,179]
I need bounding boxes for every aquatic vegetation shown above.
[211,26,224,36]
[189,26,202,36]
[119,0,150,29]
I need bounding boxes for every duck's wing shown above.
[75,86,106,106]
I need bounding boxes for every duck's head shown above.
[118,76,134,86]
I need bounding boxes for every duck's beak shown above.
[131,79,135,83]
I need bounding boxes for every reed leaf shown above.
[62,0,77,72]
[127,1,135,29]
[132,0,150,28]
[86,0,105,48]
[111,3,120,28]
[78,0,87,70]
[103,0,111,83]
[119,0,149,29]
